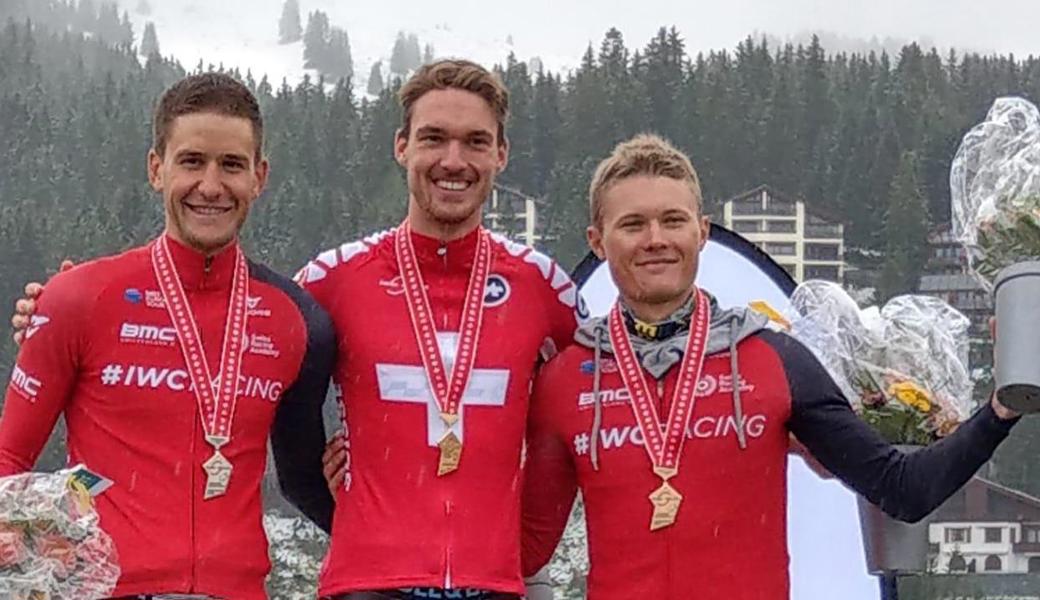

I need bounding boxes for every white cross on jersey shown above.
[376,333,510,447]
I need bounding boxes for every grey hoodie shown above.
[574,293,771,470]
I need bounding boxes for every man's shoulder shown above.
[45,245,151,301]
[294,229,395,287]
[487,233,582,312]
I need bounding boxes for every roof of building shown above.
[722,184,843,223]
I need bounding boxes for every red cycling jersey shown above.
[0,235,334,600]
[294,227,582,596]
[522,309,1016,600]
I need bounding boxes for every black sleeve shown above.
[252,262,337,533]
[759,329,1018,523]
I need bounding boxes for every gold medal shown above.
[437,432,463,476]
[396,223,491,477]
[649,466,682,531]
[153,237,249,501]
[202,448,233,499]
[609,290,711,532]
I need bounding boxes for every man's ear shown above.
[147,148,163,192]
[587,224,606,261]
[394,128,408,167]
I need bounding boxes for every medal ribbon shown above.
[608,288,711,474]
[394,221,491,426]
[151,236,249,447]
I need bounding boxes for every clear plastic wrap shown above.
[787,280,973,445]
[951,96,1040,287]
[0,467,119,600]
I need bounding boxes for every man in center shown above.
[289,59,582,599]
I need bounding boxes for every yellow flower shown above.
[888,380,933,413]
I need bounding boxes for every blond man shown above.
[520,134,1018,599]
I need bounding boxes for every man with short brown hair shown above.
[287,58,583,600]
[0,72,335,599]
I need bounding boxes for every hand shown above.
[989,316,1021,420]
[11,260,74,345]
[322,430,349,497]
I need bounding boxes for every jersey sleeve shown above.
[263,264,337,533]
[761,329,1017,523]
[0,270,87,475]
[521,359,578,577]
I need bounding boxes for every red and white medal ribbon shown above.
[394,221,491,475]
[608,288,711,529]
[152,236,249,499]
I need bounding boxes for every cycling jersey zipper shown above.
[444,498,453,589]
[190,404,199,590]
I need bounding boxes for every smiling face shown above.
[395,88,508,240]
[148,112,269,255]
[589,175,709,316]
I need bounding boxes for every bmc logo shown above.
[10,365,42,401]
[577,388,631,409]
[120,322,177,346]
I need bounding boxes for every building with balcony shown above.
[722,185,845,283]
[916,224,992,366]
[484,183,545,248]
[928,477,1040,574]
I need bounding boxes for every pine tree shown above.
[303,10,330,70]
[389,31,409,76]
[135,0,152,16]
[422,43,434,65]
[140,21,159,56]
[326,27,353,80]
[405,33,421,71]
[278,0,302,44]
[878,151,930,300]
[367,61,384,95]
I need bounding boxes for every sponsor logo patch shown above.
[10,365,42,401]
[247,295,271,318]
[119,322,177,346]
[484,274,510,307]
[99,363,284,402]
[25,315,50,340]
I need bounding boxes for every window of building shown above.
[764,220,796,233]
[983,555,1002,571]
[984,527,1002,543]
[1024,525,1040,543]
[763,242,796,256]
[804,265,841,282]
[945,527,971,543]
[732,220,762,233]
[805,243,840,261]
[948,554,968,572]
[1030,557,1040,573]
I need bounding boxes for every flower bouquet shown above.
[787,280,972,446]
[951,96,1040,412]
[786,280,974,574]
[0,466,119,599]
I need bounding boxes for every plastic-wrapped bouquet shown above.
[0,465,119,599]
[951,96,1040,286]
[786,281,973,445]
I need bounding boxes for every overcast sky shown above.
[122,0,1040,89]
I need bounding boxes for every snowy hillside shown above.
[118,0,591,91]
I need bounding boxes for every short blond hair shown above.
[398,59,509,145]
[588,133,702,226]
